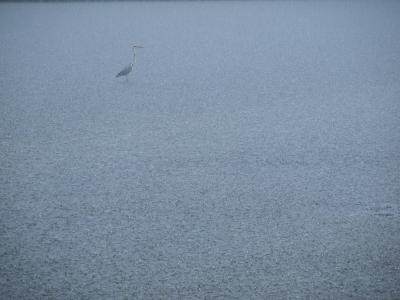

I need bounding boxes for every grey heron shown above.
[116,45,143,78]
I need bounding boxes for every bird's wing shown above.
[116,64,132,77]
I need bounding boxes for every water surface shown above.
[1,1,400,299]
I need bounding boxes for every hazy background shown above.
[1,1,400,299]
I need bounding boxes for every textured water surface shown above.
[1,1,400,299]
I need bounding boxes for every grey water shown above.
[1,1,400,299]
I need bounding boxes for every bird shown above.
[116,44,144,79]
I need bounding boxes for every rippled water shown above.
[1,1,400,299]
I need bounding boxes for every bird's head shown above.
[131,44,144,50]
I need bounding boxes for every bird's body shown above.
[116,63,133,78]
[116,44,143,79]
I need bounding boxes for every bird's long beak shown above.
[132,45,144,48]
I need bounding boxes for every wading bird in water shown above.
[116,44,144,79]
